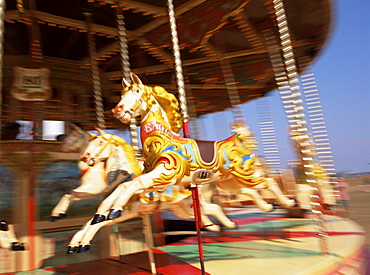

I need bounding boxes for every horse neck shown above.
[140,96,176,140]
[79,136,91,153]
[80,161,105,181]
[104,144,140,176]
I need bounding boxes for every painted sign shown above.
[11,66,52,101]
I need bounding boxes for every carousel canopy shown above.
[1,0,333,129]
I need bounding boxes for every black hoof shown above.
[66,246,79,254]
[107,209,122,220]
[11,242,25,251]
[91,214,106,225]
[50,216,59,222]
[0,220,8,231]
[77,244,90,253]
[59,213,67,219]
[50,213,66,222]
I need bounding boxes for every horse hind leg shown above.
[96,165,171,223]
[240,188,274,212]
[199,199,236,229]
[265,179,295,208]
[91,183,128,224]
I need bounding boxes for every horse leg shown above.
[67,218,94,254]
[70,202,143,254]
[198,195,236,229]
[239,188,274,212]
[216,179,275,212]
[67,213,116,254]
[0,220,12,250]
[0,223,25,251]
[91,184,128,224]
[264,179,296,208]
[92,165,172,224]
[50,193,73,221]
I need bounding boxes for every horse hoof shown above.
[50,216,59,222]
[0,220,8,231]
[107,209,122,220]
[11,242,25,251]
[91,214,106,225]
[66,246,79,254]
[77,244,90,253]
[59,213,67,219]
[50,213,66,222]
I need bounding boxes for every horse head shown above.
[112,72,183,134]
[80,128,115,166]
[61,123,89,152]
[111,72,149,124]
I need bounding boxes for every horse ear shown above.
[87,132,96,137]
[130,72,142,85]
[71,123,82,131]
[122,78,131,88]
[95,127,106,136]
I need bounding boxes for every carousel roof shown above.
[1,0,334,129]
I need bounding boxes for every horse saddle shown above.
[192,140,217,182]
[194,139,217,164]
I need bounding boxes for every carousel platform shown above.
[6,207,369,275]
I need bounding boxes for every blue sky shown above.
[199,0,370,174]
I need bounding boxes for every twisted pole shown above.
[167,0,190,137]
[84,12,105,129]
[115,5,140,157]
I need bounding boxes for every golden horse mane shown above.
[144,85,183,133]
[96,134,142,176]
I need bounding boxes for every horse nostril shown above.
[80,152,90,161]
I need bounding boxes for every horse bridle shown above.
[118,87,147,120]
[87,134,114,166]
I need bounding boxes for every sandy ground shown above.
[345,182,370,274]
[346,184,370,246]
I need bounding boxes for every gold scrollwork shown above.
[219,137,267,186]
[143,133,198,187]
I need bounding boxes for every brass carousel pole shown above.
[167,1,205,274]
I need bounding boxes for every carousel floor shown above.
[7,207,369,275]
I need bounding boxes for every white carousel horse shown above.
[67,185,236,254]
[50,128,142,221]
[66,130,236,253]
[289,131,336,209]
[90,72,295,225]
[0,220,25,251]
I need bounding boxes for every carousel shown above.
[0,0,367,274]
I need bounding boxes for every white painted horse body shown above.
[50,128,141,221]
[92,73,294,223]
[67,185,236,254]
[0,220,25,251]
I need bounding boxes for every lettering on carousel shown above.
[142,121,174,138]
